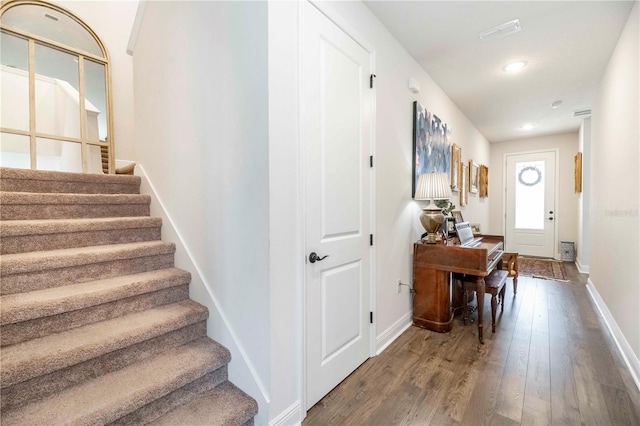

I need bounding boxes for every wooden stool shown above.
[463,269,508,337]
[501,252,519,295]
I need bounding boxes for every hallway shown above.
[304,264,640,425]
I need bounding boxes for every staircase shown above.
[0,167,258,425]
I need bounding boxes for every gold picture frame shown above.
[469,160,479,194]
[460,162,468,206]
[574,152,582,193]
[451,143,461,192]
[479,165,488,198]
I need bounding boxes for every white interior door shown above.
[505,151,557,257]
[303,2,372,410]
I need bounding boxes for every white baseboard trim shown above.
[135,165,271,418]
[269,400,302,426]
[586,278,640,392]
[575,258,589,274]
[376,311,412,355]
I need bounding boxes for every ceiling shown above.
[363,1,636,143]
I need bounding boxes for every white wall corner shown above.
[586,278,640,392]
[126,0,147,56]
[134,164,271,423]
[269,400,302,426]
[575,258,590,274]
[376,311,412,355]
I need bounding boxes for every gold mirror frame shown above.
[0,0,114,173]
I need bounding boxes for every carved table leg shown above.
[491,293,497,333]
[476,276,485,344]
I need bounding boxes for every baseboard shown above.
[376,311,412,355]
[586,278,640,392]
[575,257,590,274]
[269,400,302,426]
[135,165,270,424]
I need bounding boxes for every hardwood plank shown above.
[548,280,581,425]
[600,383,640,426]
[524,280,550,402]
[460,360,504,425]
[494,278,536,422]
[521,394,550,425]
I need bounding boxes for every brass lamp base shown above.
[420,207,445,244]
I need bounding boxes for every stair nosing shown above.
[0,192,151,205]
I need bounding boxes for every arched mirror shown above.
[0,0,114,173]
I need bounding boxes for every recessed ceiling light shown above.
[504,61,527,73]
[521,123,536,130]
[551,100,563,109]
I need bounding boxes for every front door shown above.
[505,151,557,257]
[302,2,373,410]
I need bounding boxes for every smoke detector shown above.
[479,19,521,42]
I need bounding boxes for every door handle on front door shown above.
[309,252,329,263]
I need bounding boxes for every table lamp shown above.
[415,172,453,243]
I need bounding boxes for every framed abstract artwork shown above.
[412,101,452,197]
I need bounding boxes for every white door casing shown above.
[302,2,373,410]
[505,150,557,257]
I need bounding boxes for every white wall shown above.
[130,2,270,423]
[268,1,490,422]
[488,132,579,256]
[577,118,591,272]
[590,2,639,361]
[55,0,138,162]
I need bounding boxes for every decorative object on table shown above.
[441,217,457,238]
[460,162,469,206]
[470,223,482,235]
[451,210,464,224]
[469,160,479,194]
[450,143,461,192]
[574,152,582,193]
[412,101,452,198]
[518,257,569,282]
[479,165,489,197]
[415,172,453,244]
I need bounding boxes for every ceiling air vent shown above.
[478,19,521,42]
[573,109,592,117]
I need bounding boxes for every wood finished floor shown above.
[304,263,640,425]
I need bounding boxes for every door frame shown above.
[502,149,560,259]
[298,0,377,414]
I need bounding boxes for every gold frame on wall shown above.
[460,162,468,206]
[574,152,582,193]
[469,160,479,194]
[479,165,488,198]
[450,143,461,192]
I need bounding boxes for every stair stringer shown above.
[136,164,269,425]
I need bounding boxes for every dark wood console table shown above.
[412,235,504,343]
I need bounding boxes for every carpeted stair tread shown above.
[0,217,163,254]
[0,216,162,237]
[1,299,208,388]
[0,191,150,205]
[1,268,191,325]
[0,167,141,194]
[1,192,151,220]
[150,381,258,426]
[0,337,231,426]
[0,241,175,276]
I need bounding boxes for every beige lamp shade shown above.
[415,172,453,201]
